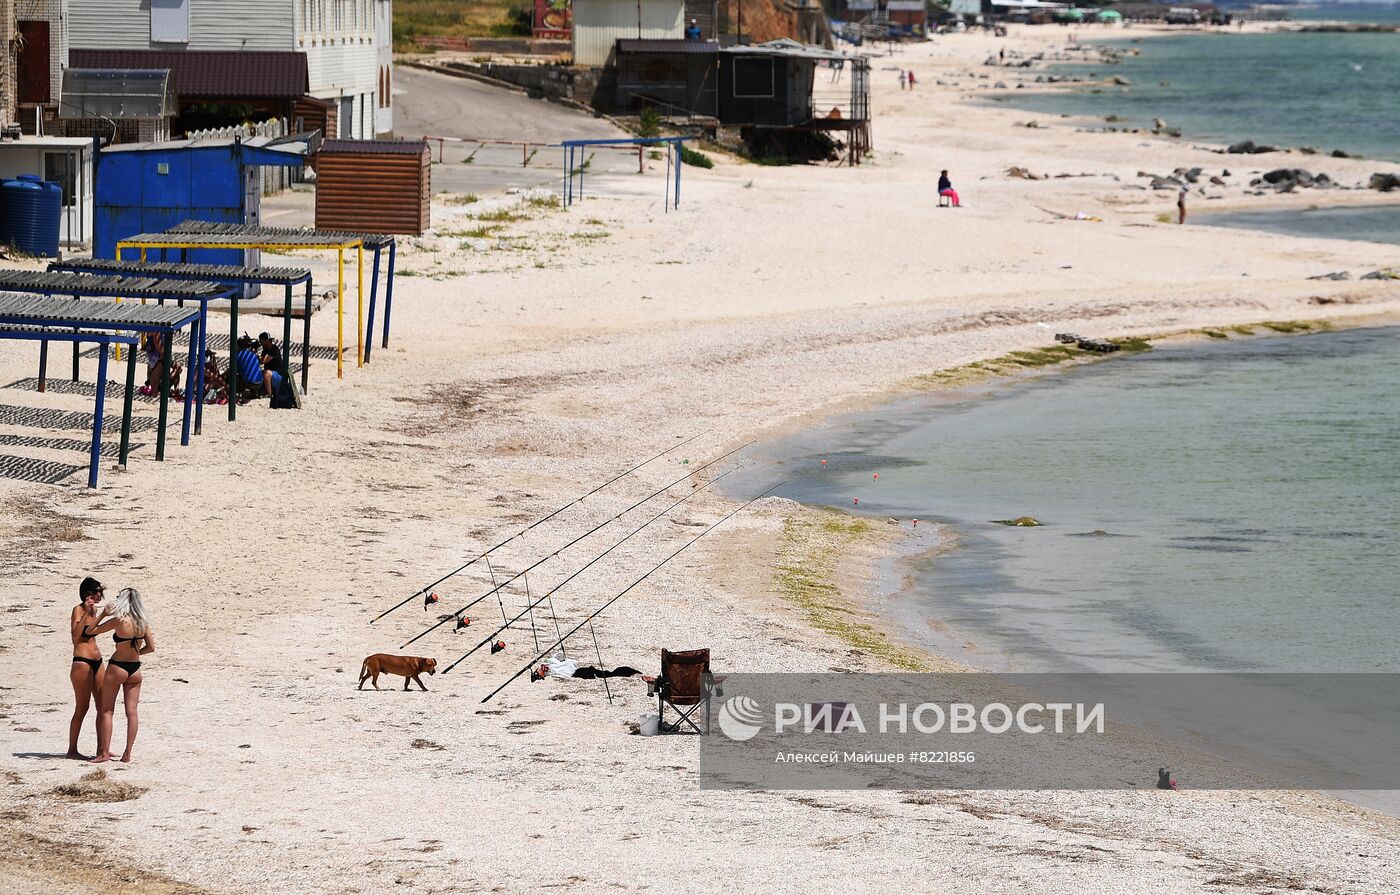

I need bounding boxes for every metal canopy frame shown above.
[49,258,316,406]
[559,137,689,212]
[0,269,238,432]
[118,224,398,377]
[0,294,202,471]
[0,327,140,489]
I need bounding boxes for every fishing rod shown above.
[401,442,755,648]
[368,432,708,625]
[478,483,784,703]
[441,466,738,673]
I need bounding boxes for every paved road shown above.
[393,65,630,196]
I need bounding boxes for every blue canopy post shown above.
[382,238,397,351]
[363,245,382,361]
[91,343,110,489]
[178,313,200,448]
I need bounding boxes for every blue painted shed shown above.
[93,136,308,266]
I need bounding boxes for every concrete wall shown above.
[572,0,685,66]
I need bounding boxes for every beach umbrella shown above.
[1059,9,1085,21]
[1096,9,1123,20]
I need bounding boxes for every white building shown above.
[66,0,393,138]
[572,0,685,67]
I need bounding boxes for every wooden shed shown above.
[314,139,430,236]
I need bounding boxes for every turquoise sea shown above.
[994,25,1400,161]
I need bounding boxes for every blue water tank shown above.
[3,175,63,257]
[0,178,10,248]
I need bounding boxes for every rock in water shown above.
[993,516,1042,527]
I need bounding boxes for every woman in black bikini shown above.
[86,587,156,764]
[67,576,106,759]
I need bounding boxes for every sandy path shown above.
[2,24,1398,895]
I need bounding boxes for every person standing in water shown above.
[67,577,106,759]
[86,588,156,764]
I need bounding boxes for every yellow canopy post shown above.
[337,247,345,380]
[357,245,364,368]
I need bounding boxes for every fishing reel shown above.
[491,640,505,655]
[424,592,439,611]
[454,615,471,633]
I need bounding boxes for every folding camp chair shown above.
[648,648,721,735]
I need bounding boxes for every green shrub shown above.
[681,146,713,169]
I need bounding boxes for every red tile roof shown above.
[69,49,309,99]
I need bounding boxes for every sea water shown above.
[732,327,1400,674]
[993,27,1400,162]
[1198,203,1400,246]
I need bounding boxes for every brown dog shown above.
[358,654,437,691]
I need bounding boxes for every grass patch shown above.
[1260,320,1315,334]
[444,225,503,239]
[583,217,606,226]
[573,230,609,241]
[393,0,530,49]
[440,193,480,205]
[526,194,560,209]
[753,155,790,166]
[474,208,527,223]
[775,513,926,671]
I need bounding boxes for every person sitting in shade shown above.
[938,169,962,207]
[685,18,702,40]
[235,336,265,402]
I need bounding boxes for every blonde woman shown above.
[67,576,106,759]
[86,588,156,764]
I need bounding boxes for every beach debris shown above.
[1369,173,1400,192]
[993,516,1042,527]
[1157,768,1178,790]
[1209,175,1227,186]
[50,770,146,803]
[1149,176,1183,191]
[1308,272,1351,281]
[411,738,446,751]
[1226,140,1278,155]
[1361,269,1400,280]
[1006,166,1044,180]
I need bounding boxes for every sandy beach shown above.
[3,23,1399,894]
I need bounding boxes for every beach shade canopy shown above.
[1096,9,1123,20]
[1058,8,1085,20]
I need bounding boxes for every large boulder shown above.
[1150,176,1183,190]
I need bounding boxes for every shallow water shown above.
[731,327,1400,674]
[1198,203,1400,246]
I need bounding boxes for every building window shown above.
[733,58,775,98]
[43,152,77,208]
[150,0,191,44]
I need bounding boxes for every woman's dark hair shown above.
[79,576,103,601]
